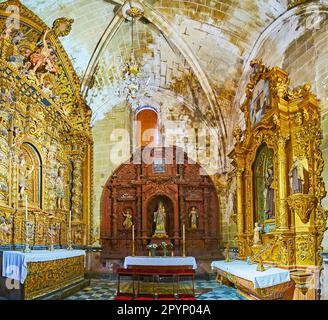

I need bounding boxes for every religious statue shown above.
[153,201,167,237]
[48,225,57,251]
[0,26,14,60]
[24,29,57,76]
[189,206,198,230]
[265,165,275,219]
[226,180,236,222]
[122,208,133,230]
[0,216,12,244]
[289,156,308,194]
[73,225,83,244]
[55,166,66,209]
[18,153,34,201]
[253,222,263,245]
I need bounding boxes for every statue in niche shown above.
[265,165,275,219]
[122,208,133,230]
[153,201,167,237]
[289,156,308,194]
[253,222,263,245]
[189,207,199,230]
[55,166,66,209]
[18,153,34,201]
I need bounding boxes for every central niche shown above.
[252,143,274,224]
[147,194,174,238]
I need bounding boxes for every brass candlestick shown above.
[182,224,186,257]
[132,239,135,257]
[224,247,232,262]
[256,257,265,272]
[23,220,31,253]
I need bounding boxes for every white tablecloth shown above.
[211,260,290,289]
[2,249,86,284]
[124,256,197,269]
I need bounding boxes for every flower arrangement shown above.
[146,243,158,256]
[160,242,173,256]
[146,243,158,250]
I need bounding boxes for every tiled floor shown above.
[66,278,245,300]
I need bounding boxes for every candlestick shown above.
[25,195,28,222]
[132,225,135,256]
[67,210,73,250]
[182,224,186,257]
[23,195,31,253]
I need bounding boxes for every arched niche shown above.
[146,194,174,238]
[19,142,42,209]
[135,108,159,147]
[252,143,274,224]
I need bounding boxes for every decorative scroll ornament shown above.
[52,18,74,37]
[287,194,318,224]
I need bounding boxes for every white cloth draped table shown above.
[2,249,86,284]
[123,256,197,269]
[211,260,290,289]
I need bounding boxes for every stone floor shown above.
[66,279,245,300]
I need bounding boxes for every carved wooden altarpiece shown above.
[100,147,220,260]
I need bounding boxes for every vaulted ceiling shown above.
[13,0,291,119]
[6,0,311,170]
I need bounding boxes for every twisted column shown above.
[71,156,83,222]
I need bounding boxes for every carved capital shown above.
[277,134,289,148]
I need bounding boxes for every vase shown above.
[150,248,156,257]
[162,248,167,257]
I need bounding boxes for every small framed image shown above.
[153,158,165,174]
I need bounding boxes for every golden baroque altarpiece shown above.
[229,60,327,273]
[0,0,92,250]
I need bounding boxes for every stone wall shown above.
[92,103,132,245]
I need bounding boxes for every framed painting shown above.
[250,79,270,127]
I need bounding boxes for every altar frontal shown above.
[0,250,87,300]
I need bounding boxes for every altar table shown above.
[0,250,87,300]
[120,256,197,298]
[124,256,197,269]
[211,260,295,300]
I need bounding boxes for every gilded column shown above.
[277,135,289,230]
[236,169,244,235]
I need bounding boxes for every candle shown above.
[182,224,186,257]
[132,225,135,241]
[25,195,28,221]
[69,210,72,230]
